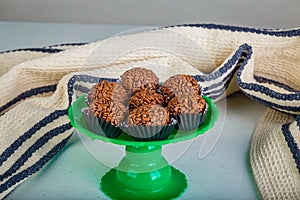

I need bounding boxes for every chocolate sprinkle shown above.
[162,74,201,101]
[128,104,170,126]
[129,89,164,110]
[120,67,159,93]
[168,93,206,114]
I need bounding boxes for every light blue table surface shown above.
[1,21,266,200]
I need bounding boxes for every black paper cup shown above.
[82,108,122,138]
[122,118,177,141]
[173,103,208,131]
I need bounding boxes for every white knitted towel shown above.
[0,24,299,199]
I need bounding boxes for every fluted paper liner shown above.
[81,108,122,138]
[122,118,177,141]
[173,103,208,131]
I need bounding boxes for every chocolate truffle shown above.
[87,80,128,126]
[129,89,164,110]
[88,101,127,126]
[162,74,200,101]
[128,104,170,126]
[167,93,206,114]
[87,80,128,104]
[120,67,159,93]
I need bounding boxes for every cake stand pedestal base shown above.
[100,145,187,200]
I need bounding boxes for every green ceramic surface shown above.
[101,166,187,200]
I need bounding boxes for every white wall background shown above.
[0,0,299,28]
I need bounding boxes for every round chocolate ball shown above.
[162,74,201,101]
[167,93,206,114]
[120,67,159,93]
[88,101,127,126]
[129,89,164,110]
[87,80,128,104]
[87,80,128,126]
[128,104,170,126]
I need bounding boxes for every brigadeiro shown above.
[82,80,128,138]
[120,67,159,93]
[162,74,201,102]
[168,93,208,130]
[129,89,164,111]
[168,93,206,114]
[129,104,169,126]
[87,80,128,104]
[124,104,176,141]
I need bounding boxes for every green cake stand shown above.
[68,95,218,200]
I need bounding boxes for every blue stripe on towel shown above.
[0,134,72,194]
[236,46,300,112]
[0,48,63,54]
[173,23,300,37]
[296,116,300,130]
[243,92,300,113]
[0,74,116,171]
[48,42,87,48]
[0,110,67,166]
[0,84,57,114]
[193,44,250,99]
[254,75,299,92]
[0,123,71,182]
[281,123,300,173]
[193,44,247,82]
[238,75,300,101]
[74,85,90,94]
[201,66,237,94]
[242,83,300,100]
[202,74,232,99]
